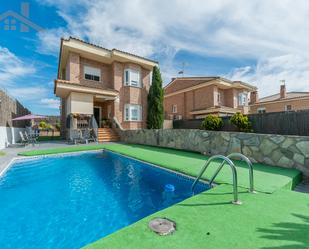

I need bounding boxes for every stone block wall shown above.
[0,89,30,127]
[120,129,309,177]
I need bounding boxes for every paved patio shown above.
[0,141,98,173]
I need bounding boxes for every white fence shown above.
[0,127,25,150]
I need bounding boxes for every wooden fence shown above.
[173,110,309,136]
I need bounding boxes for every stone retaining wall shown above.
[120,129,309,177]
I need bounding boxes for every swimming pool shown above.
[0,150,208,249]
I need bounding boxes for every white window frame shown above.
[124,104,142,121]
[84,65,101,82]
[217,92,221,104]
[124,69,141,87]
[238,92,248,106]
[257,107,266,114]
[172,104,177,114]
[285,105,292,111]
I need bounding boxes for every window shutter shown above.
[125,105,129,121]
[124,70,130,85]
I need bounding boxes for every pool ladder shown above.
[191,153,255,205]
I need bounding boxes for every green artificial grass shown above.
[100,144,301,193]
[18,143,301,193]
[84,184,309,249]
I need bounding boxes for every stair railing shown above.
[191,155,241,205]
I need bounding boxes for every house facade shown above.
[54,37,158,137]
[164,77,256,119]
[249,84,309,114]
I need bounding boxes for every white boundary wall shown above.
[0,127,25,149]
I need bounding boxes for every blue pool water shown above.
[0,151,208,249]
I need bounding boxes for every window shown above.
[238,92,248,106]
[124,69,141,87]
[285,105,292,111]
[217,92,221,104]
[172,104,177,113]
[124,104,142,121]
[84,66,101,81]
[257,107,266,114]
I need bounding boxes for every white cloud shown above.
[36,0,309,94]
[8,87,49,101]
[228,54,309,97]
[36,28,69,55]
[0,47,36,85]
[40,98,60,109]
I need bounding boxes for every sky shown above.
[1,0,309,115]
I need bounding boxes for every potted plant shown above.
[101,118,111,128]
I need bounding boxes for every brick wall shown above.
[80,57,113,89]
[62,53,152,130]
[164,85,250,119]
[250,98,309,113]
[112,62,151,129]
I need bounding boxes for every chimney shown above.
[250,91,259,104]
[280,81,286,99]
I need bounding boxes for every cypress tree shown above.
[147,66,164,129]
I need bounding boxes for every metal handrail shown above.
[191,155,241,205]
[208,153,255,193]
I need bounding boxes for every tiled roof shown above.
[259,92,309,102]
[63,37,159,64]
[164,77,256,95]
[164,77,218,94]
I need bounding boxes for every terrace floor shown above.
[2,143,309,249]
[0,141,99,174]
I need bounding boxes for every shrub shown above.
[38,121,47,129]
[230,112,252,132]
[201,115,224,131]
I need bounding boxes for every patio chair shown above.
[19,131,29,146]
[24,131,38,145]
[70,129,83,144]
[83,128,97,144]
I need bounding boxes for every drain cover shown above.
[148,218,176,235]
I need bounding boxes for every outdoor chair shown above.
[24,131,38,145]
[19,131,29,146]
[83,128,97,144]
[70,129,83,144]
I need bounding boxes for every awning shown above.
[12,114,45,121]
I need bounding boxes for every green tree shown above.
[147,66,164,129]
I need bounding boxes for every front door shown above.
[93,107,101,127]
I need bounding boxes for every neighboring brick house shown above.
[249,84,309,114]
[164,77,256,119]
[54,37,158,138]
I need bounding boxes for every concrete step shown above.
[97,128,120,142]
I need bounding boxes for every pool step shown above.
[97,128,120,142]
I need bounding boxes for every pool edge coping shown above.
[0,148,211,187]
[103,148,211,186]
[0,149,105,178]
